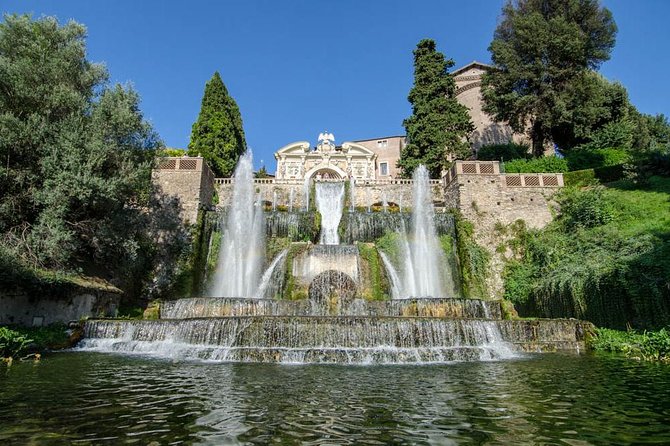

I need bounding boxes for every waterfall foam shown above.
[210,152,265,297]
[315,181,345,245]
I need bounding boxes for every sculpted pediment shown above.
[341,142,375,157]
[275,141,311,157]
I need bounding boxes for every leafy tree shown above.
[476,142,530,161]
[482,0,617,156]
[0,14,185,297]
[188,72,247,177]
[552,71,631,151]
[0,14,107,233]
[399,39,474,178]
[254,166,270,178]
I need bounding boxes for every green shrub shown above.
[556,187,614,229]
[503,156,569,173]
[455,216,489,298]
[0,327,33,359]
[566,148,631,171]
[477,142,530,161]
[590,327,670,362]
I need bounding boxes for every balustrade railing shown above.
[214,178,442,186]
[442,161,563,188]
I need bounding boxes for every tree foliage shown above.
[0,14,186,297]
[399,39,474,178]
[482,0,617,155]
[476,142,530,161]
[188,72,246,177]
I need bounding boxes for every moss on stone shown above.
[454,212,490,299]
[357,243,390,301]
[282,243,310,300]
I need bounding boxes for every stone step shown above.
[83,317,590,359]
[160,297,503,319]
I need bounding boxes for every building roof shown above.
[351,135,405,143]
[452,61,493,77]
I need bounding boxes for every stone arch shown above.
[304,163,347,180]
[308,270,357,303]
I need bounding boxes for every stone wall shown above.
[216,179,444,210]
[444,161,563,298]
[152,156,215,224]
[0,289,121,326]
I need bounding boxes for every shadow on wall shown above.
[471,123,515,151]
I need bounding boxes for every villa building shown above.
[273,62,528,181]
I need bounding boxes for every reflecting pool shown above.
[1,352,669,444]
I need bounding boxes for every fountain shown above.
[79,158,591,364]
[209,151,265,298]
[400,165,454,298]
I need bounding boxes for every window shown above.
[379,162,389,176]
[377,140,388,148]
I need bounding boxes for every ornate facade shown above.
[274,134,378,181]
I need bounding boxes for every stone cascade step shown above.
[160,297,503,319]
[81,316,591,364]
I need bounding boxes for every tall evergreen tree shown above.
[482,0,617,156]
[188,72,247,177]
[399,39,474,178]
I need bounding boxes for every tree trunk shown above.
[531,120,545,157]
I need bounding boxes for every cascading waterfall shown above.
[315,181,345,245]
[210,152,265,298]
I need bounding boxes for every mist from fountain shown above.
[210,151,265,298]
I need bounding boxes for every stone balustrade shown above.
[442,160,563,188]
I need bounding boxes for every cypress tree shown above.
[399,39,474,178]
[188,72,247,177]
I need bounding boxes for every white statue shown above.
[318,131,335,145]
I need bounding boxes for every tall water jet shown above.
[400,165,452,297]
[315,181,345,245]
[349,177,355,213]
[210,152,265,297]
[272,190,277,211]
[379,252,402,300]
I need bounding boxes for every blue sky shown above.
[3,0,669,171]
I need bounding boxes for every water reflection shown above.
[1,352,669,444]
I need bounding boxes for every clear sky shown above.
[3,0,669,171]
